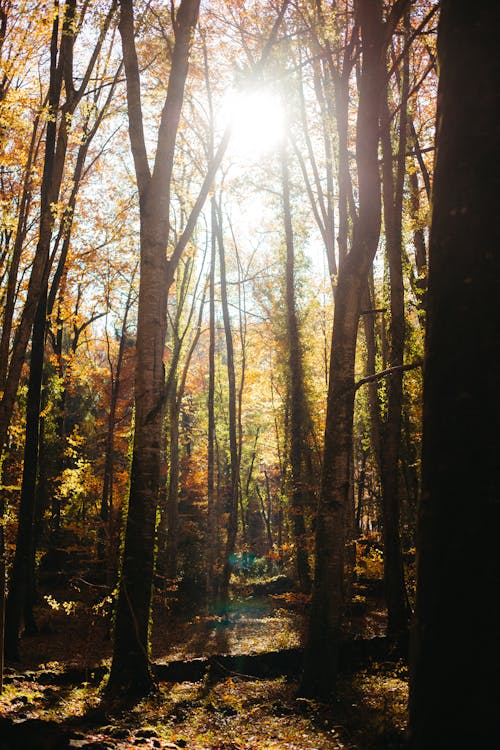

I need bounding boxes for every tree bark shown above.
[378,36,410,640]
[409,3,500,746]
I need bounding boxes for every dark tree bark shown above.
[3,290,47,661]
[378,29,411,641]
[165,375,180,581]
[281,145,311,594]
[409,3,500,747]
[0,0,115,454]
[108,0,234,693]
[0,112,41,390]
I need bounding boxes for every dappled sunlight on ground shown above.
[152,596,306,664]
[1,575,406,749]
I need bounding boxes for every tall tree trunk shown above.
[0,0,114,453]
[378,32,410,641]
[206,199,217,606]
[1,1,67,668]
[165,375,180,582]
[216,203,239,606]
[0,489,4,694]
[281,145,311,594]
[1,0,118,670]
[107,0,201,698]
[164,295,205,583]
[3,288,47,661]
[300,0,408,700]
[409,3,500,746]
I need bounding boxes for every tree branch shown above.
[355,359,422,391]
[119,0,151,195]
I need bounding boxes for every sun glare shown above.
[223,88,286,159]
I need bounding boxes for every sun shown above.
[223,87,286,159]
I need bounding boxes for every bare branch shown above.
[355,359,423,391]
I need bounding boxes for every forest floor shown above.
[0,571,409,750]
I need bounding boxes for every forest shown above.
[0,0,499,748]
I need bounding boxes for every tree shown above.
[409,2,500,746]
[377,14,412,641]
[2,0,118,664]
[300,0,409,700]
[99,266,137,566]
[106,0,201,698]
[281,144,311,594]
[215,199,240,606]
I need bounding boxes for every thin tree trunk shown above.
[281,145,311,594]
[99,279,135,564]
[378,34,411,640]
[0,0,115,454]
[3,287,47,660]
[165,287,205,579]
[0,112,41,389]
[1,1,68,666]
[0,485,5,693]
[2,0,118,665]
[0,0,64,455]
[216,202,239,606]
[165,374,180,581]
[206,198,217,605]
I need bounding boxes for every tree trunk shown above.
[409,3,500,746]
[99,282,134,565]
[0,112,41,389]
[281,145,311,594]
[106,0,200,698]
[378,42,410,641]
[1,1,69,667]
[216,203,239,606]
[165,376,180,582]
[206,199,217,606]
[299,0,407,700]
[3,288,47,661]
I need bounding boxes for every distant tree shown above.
[409,2,500,746]
[215,200,240,606]
[99,267,137,566]
[280,145,311,594]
